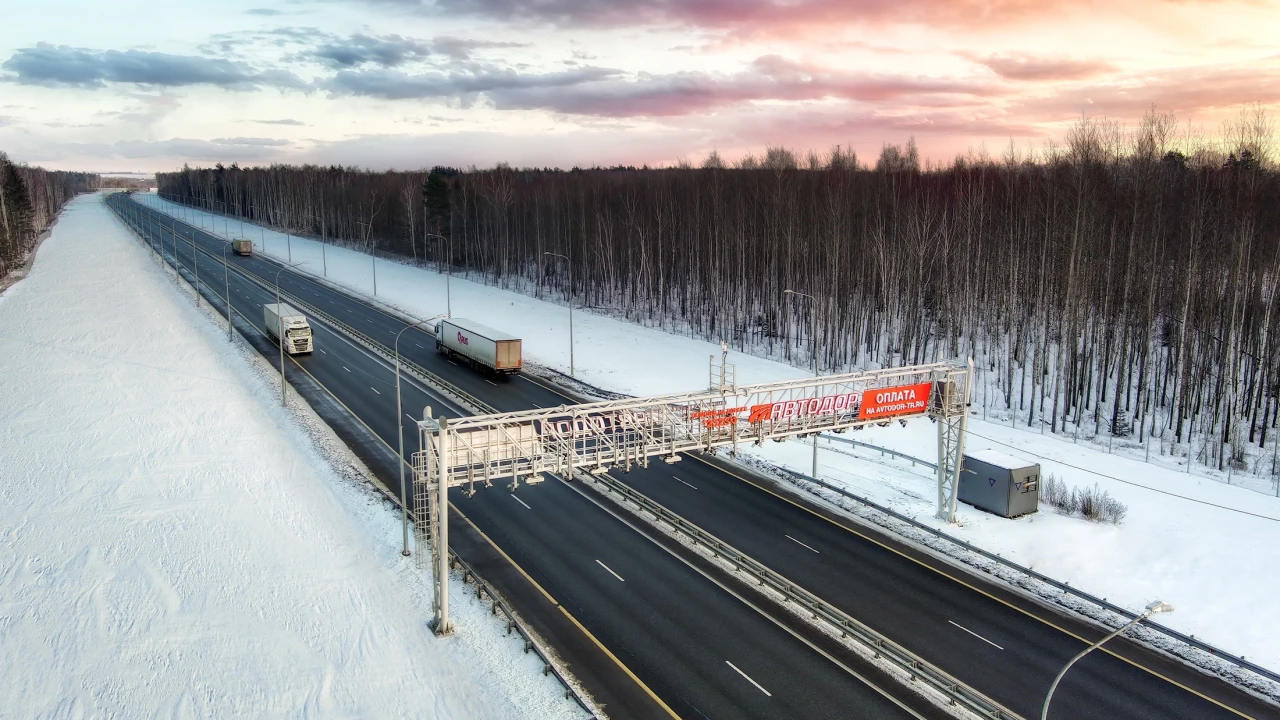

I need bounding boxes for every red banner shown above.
[857,382,932,420]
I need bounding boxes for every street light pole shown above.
[426,232,451,317]
[395,318,432,556]
[544,252,574,377]
[1041,601,1173,720]
[784,289,820,479]
[220,240,234,341]
[274,262,306,406]
[357,221,376,296]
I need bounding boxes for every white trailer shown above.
[264,303,314,355]
[232,239,252,256]
[436,318,522,374]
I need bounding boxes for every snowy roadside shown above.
[0,193,586,719]
[135,192,1280,674]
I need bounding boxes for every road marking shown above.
[688,456,1249,720]
[485,379,498,386]
[511,494,532,510]
[949,620,1004,650]
[784,534,820,554]
[726,661,771,697]
[532,403,542,409]
[673,475,698,490]
[318,349,327,354]
[414,343,425,349]
[595,559,625,582]
[371,387,381,395]
[447,359,458,366]
[405,414,417,423]
[343,366,351,372]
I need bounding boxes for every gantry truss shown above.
[414,358,973,632]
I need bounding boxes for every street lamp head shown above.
[1144,600,1174,615]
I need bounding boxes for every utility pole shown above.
[784,289,820,479]
[395,318,432,556]
[544,252,574,376]
[274,262,306,406]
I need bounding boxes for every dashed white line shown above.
[405,414,417,423]
[318,349,327,354]
[485,379,498,386]
[673,475,698,490]
[725,661,771,696]
[343,366,351,372]
[785,535,820,554]
[371,387,381,395]
[948,620,1004,650]
[595,559,625,582]
[511,494,532,510]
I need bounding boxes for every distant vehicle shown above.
[436,318,522,375]
[232,239,252,256]
[264,303,313,354]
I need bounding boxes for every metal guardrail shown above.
[451,552,597,718]
[582,470,1019,720]
[792,437,1280,690]
[111,197,597,718]
[821,434,938,470]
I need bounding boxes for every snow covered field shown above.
[136,192,1280,672]
[0,193,585,719]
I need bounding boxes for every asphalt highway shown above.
[107,193,935,720]
[112,192,1279,720]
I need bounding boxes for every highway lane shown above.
[607,456,1250,720]
[120,193,1278,720]
[107,193,936,720]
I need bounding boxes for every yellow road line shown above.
[453,507,682,720]
[286,350,678,718]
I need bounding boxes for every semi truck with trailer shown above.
[264,303,314,355]
[436,318,522,375]
[232,239,253,256]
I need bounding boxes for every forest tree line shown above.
[157,108,1280,476]
[0,152,99,282]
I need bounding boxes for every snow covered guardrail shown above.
[582,470,1019,720]
[781,450,1280,693]
[451,553,597,718]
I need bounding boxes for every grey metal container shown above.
[958,449,1040,518]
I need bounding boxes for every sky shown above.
[1,0,1278,172]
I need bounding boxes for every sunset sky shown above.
[2,0,1277,172]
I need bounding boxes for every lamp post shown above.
[274,262,306,406]
[1041,601,1174,720]
[306,213,328,277]
[220,240,234,341]
[544,252,574,377]
[426,232,451,317]
[784,289,820,479]
[395,318,433,556]
[356,221,376,296]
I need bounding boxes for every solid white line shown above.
[511,494,532,510]
[785,535,820,554]
[673,475,698,490]
[595,559,625,582]
[725,661,771,697]
[948,620,1004,650]
[371,387,380,395]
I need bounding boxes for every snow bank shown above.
[0,194,583,719]
[136,192,1280,672]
